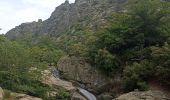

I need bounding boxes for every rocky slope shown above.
[114,90,170,100]
[6,0,127,39]
[40,67,94,100]
[57,56,111,90]
[0,69,91,100]
[0,87,42,100]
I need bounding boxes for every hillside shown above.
[0,0,170,100]
[6,0,127,39]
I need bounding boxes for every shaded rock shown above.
[71,92,87,100]
[114,90,170,100]
[57,56,110,89]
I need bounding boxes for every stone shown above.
[71,92,87,100]
[1,89,42,100]
[41,69,76,92]
[11,93,42,100]
[17,95,42,100]
[57,56,111,89]
[114,90,169,100]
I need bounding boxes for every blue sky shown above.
[0,0,75,34]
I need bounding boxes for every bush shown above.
[123,74,148,92]
[123,61,152,92]
[56,88,71,100]
[94,49,120,75]
[150,43,170,86]
[0,71,51,99]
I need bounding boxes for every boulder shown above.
[57,56,111,89]
[41,69,76,92]
[0,87,4,100]
[16,94,42,100]
[71,92,87,100]
[114,90,169,100]
[1,89,42,100]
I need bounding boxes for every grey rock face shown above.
[6,0,127,39]
[6,21,43,39]
[57,56,111,89]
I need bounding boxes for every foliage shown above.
[0,35,68,99]
[94,49,120,75]
[56,88,71,100]
[123,61,153,91]
[92,0,170,91]
[0,71,50,99]
[150,43,170,85]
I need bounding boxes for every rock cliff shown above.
[57,56,111,90]
[6,0,127,39]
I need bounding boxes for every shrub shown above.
[94,49,120,75]
[123,61,152,92]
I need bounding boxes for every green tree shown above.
[94,49,120,75]
[129,0,170,46]
[150,43,170,85]
[123,61,153,91]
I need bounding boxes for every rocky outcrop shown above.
[13,93,42,100]
[57,56,111,89]
[41,69,98,100]
[41,69,76,92]
[114,90,170,100]
[71,92,87,100]
[6,0,127,39]
[0,87,42,100]
[6,20,43,40]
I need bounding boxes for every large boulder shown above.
[15,94,42,100]
[0,87,4,100]
[114,90,169,100]
[57,56,111,89]
[0,88,42,100]
[71,92,87,100]
[41,69,76,92]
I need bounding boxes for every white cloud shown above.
[22,0,64,8]
[0,0,75,34]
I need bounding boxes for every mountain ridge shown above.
[6,0,127,39]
